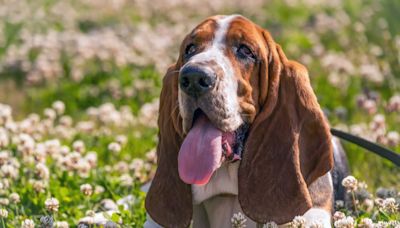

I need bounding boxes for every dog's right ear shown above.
[145,64,193,228]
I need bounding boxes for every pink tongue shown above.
[178,114,223,185]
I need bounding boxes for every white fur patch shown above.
[179,15,243,132]
[192,162,240,204]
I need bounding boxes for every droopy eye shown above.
[185,44,196,57]
[237,44,255,60]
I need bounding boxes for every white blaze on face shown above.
[188,15,237,79]
[179,15,243,132]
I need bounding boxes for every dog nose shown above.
[179,66,216,98]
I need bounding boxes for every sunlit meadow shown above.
[0,0,399,227]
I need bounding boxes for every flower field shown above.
[0,0,399,227]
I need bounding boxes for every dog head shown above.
[146,15,333,227]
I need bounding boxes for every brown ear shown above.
[238,31,333,224]
[145,64,193,227]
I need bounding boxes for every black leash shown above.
[331,128,400,167]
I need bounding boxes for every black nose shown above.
[179,66,216,98]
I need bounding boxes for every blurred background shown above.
[0,0,399,226]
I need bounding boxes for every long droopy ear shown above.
[238,31,334,224]
[145,64,193,227]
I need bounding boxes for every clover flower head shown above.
[358,218,374,228]
[0,198,9,206]
[309,221,323,228]
[334,216,354,228]
[45,197,60,212]
[291,216,306,228]
[0,208,8,218]
[342,175,358,192]
[72,140,85,153]
[80,183,93,196]
[44,108,57,120]
[55,221,69,228]
[115,135,127,145]
[35,163,50,180]
[9,192,20,203]
[382,197,399,214]
[231,212,247,228]
[22,219,35,228]
[108,142,121,153]
[52,101,65,115]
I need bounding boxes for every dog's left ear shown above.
[238,30,334,224]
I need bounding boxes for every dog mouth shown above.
[178,109,248,185]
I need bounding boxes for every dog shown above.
[144,15,349,228]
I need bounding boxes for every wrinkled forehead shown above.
[185,15,262,50]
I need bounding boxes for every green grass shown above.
[0,0,399,227]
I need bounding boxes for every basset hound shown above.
[144,15,349,228]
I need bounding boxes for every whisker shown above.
[165,69,181,76]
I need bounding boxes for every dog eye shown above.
[237,44,255,60]
[185,44,196,57]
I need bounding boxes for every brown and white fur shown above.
[144,15,349,228]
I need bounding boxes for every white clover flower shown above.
[80,183,93,196]
[387,94,400,112]
[341,175,358,192]
[9,192,20,203]
[0,179,10,190]
[0,128,9,148]
[358,218,374,228]
[44,139,61,155]
[119,174,134,187]
[85,152,97,167]
[45,197,59,212]
[108,142,121,153]
[387,131,400,147]
[115,134,127,145]
[1,164,19,179]
[0,208,8,218]
[0,104,12,125]
[333,211,346,221]
[44,108,57,120]
[130,158,144,171]
[60,145,70,155]
[375,221,389,227]
[291,215,306,227]
[54,221,69,228]
[0,151,9,165]
[382,197,399,214]
[145,149,157,163]
[72,140,85,153]
[22,219,35,228]
[387,221,400,227]
[30,179,47,193]
[0,198,9,206]
[17,133,35,155]
[309,221,324,228]
[52,101,65,115]
[334,216,354,228]
[94,185,104,194]
[76,159,91,178]
[59,115,73,127]
[114,161,129,173]
[362,99,377,115]
[35,163,50,180]
[231,212,247,228]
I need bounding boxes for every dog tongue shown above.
[178,114,223,185]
